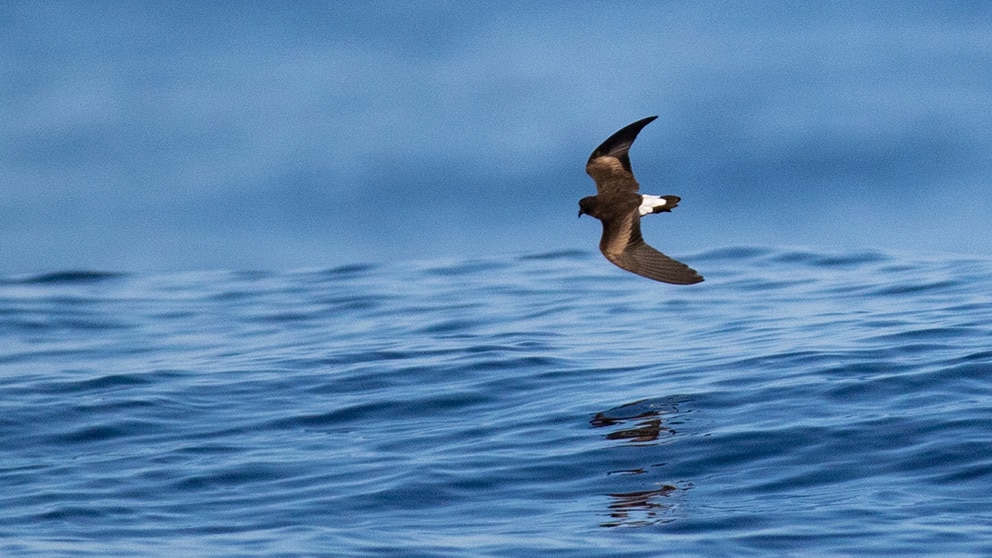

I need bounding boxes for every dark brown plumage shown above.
[579,116,703,285]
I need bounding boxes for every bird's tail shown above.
[639,195,681,216]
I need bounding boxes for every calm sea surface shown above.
[2,247,991,556]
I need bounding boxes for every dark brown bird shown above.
[579,116,703,284]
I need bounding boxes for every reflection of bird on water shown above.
[601,485,681,528]
[591,398,678,443]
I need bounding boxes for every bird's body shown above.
[579,116,703,285]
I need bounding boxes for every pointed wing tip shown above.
[587,116,660,163]
[645,270,704,285]
[680,273,705,285]
[625,115,659,131]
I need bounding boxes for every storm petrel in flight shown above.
[579,116,703,284]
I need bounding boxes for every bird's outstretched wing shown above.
[610,241,704,284]
[600,212,703,285]
[585,116,658,195]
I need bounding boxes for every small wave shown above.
[322,262,378,276]
[518,249,589,261]
[770,248,890,267]
[7,270,125,285]
[692,246,775,261]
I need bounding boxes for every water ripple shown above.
[1,247,991,556]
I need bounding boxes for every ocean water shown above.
[2,247,991,556]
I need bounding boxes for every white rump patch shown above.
[638,195,668,216]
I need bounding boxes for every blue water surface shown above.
[1,247,991,556]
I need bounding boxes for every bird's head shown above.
[578,196,596,218]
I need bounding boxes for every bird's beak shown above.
[577,209,583,218]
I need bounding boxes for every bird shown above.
[578,116,703,285]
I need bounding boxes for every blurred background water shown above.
[3,1,992,273]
